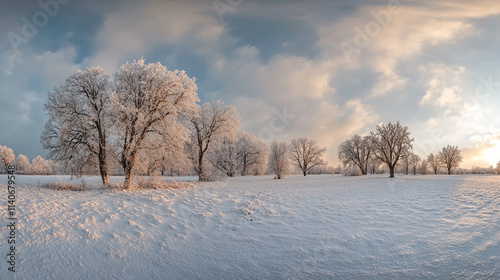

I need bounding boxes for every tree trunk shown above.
[389,166,395,178]
[123,165,132,189]
[303,170,307,176]
[98,153,108,186]
[448,167,451,175]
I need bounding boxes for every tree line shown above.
[2,60,498,186]
[338,122,467,177]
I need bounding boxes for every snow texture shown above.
[1,174,499,279]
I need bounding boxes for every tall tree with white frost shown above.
[370,121,414,178]
[187,100,240,181]
[438,145,463,175]
[111,59,198,189]
[290,137,326,176]
[0,145,15,172]
[427,153,440,174]
[338,135,372,175]
[41,67,111,185]
[268,141,289,179]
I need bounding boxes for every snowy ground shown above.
[1,174,499,279]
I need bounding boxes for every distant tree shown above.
[427,153,440,174]
[370,121,414,178]
[111,59,198,189]
[290,137,326,176]
[41,67,111,185]
[338,135,372,175]
[438,145,463,175]
[409,153,421,175]
[497,161,500,175]
[268,141,289,179]
[30,156,53,175]
[187,100,240,181]
[16,154,30,172]
[367,155,382,174]
[236,131,269,176]
[419,159,428,175]
[400,149,410,175]
[0,145,15,172]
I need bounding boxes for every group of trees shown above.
[42,60,257,188]
[338,122,465,177]
[40,59,328,187]
[0,145,53,175]
[267,137,327,179]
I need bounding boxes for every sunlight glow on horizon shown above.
[482,141,500,166]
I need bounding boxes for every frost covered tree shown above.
[41,67,111,185]
[438,145,463,175]
[236,131,269,176]
[370,121,414,178]
[187,100,240,181]
[289,137,326,176]
[209,136,239,177]
[427,153,441,174]
[208,131,268,177]
[30,156,53,175]
[16,154,30,172]
[338,135,372,175]
[0,145,15,172]
[268,141,289,179]
[111,59,198,189]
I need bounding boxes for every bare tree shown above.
[268,141,289,179]
[236,131,269,176]
[497,161,500,175]
[400,149,410,175]
[290,137,326,176]
[41,67,111,185]
[338,135,372,175]
[409,153,421,175]
[370,121,414,178]
[187,100,240,181]
[368,156,381,174]
[0,145,15,172]
[427,153,440,174]
[438,145,463,175]
[111,59,199,189]
[419,159,428,175]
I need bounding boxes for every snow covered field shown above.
[1,174,499,279]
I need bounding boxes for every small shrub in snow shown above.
[344,167,362,176]
[38,181,86,191]
[107,177,195,191]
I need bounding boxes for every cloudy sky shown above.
[2,0,500,168]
